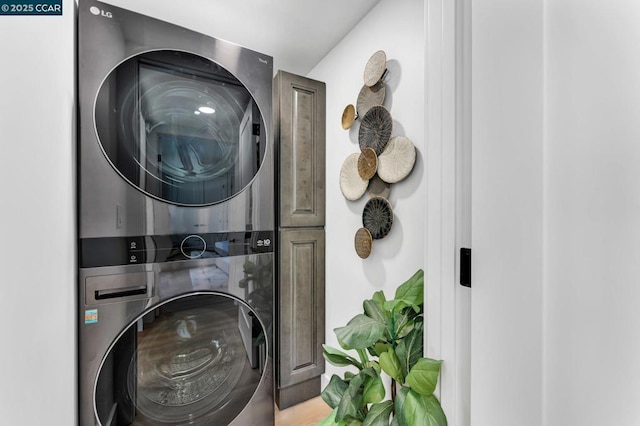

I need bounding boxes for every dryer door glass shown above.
[94,293,268,425]
[95,50,267,206]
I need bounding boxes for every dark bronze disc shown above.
[362,196,393,240]
[358,105,392,156]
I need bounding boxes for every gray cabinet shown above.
[274,70,326,227]
[278,229,325,384]
[274,71,326,409]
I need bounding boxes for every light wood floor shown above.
[275,396,333,426]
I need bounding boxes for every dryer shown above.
[77,1,274,424]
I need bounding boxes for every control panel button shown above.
[180,235,207,259]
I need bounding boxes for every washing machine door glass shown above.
[94,293,268,425]
[95,50,267,206]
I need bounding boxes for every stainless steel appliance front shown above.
[78,0,273,239]
[79,253,274,426]
[78,1,274,424]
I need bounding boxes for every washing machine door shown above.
[94,293,269,425]
[94,50,267,206]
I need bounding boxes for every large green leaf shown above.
[363,360,381,375]
[336,373,365,422]
[379,348,404,384]
[363,400,394,426]
[319,408,347,426]
[363,299,390,328]
[335,314,386,350]
[395,324,424,377]
[344,371,357,382]
[404,390,447,426]
[323,345,363,369]
[394,307,422,339]
[395,269,424,312]
[406,358,443,397]
[371,290,387,313]
[362,375,385,404]
[394,386,410,426]
[360,367,378,378]
[364,299,392,342]
[371,342,391,357]
[321,375,349,409]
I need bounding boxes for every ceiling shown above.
[101,0,383,76]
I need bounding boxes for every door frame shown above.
[425,0,471,424]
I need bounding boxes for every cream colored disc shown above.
[363,50,387,87]
[356,81,385,117]
[339,153,369,201]
[377,136,417,184]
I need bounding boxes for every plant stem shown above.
[356,348,369,365]
[390,310,397,348]
[391,378,397,402]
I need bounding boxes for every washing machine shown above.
[77,1,274,424]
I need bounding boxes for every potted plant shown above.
[319,269,447,425]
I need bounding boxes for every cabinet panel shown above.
[278,229,325,388]
[274,71,326,228]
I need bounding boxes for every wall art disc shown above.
[354,227,373,259]
[357,147,378,180]
[363,50,387,87]
[368,175,391,199]
[377,135,417,183]
[339,153,369,201]
[362,196,394,240]
[341,104,357,130]
[358,105,392,156]
[356,81,385,117]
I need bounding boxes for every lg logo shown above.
[89,6,112,18]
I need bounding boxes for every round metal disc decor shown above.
[356,81,385,118]
[354,227,373,259]
[377,135,417,184]
[363,50,387,87]
[368,175,391,199]
[362,196,394,240]
[357,147,378,180]
[358,105,392,156]
[339,153,369,201]
[342,104,357,130]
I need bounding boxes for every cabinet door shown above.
[274,71,326,228]
[278,228,325,387]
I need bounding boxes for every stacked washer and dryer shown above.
[77,1,275,424]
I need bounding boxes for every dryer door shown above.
[94,50,267,206]
[94,293,269,425]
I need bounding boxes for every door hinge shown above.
[460,248,471,287]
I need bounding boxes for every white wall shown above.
[473,0,640,425]
[471,0,544,424]
[308,0,427,386]
[0,2,76,425]
[544,1,640,424]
